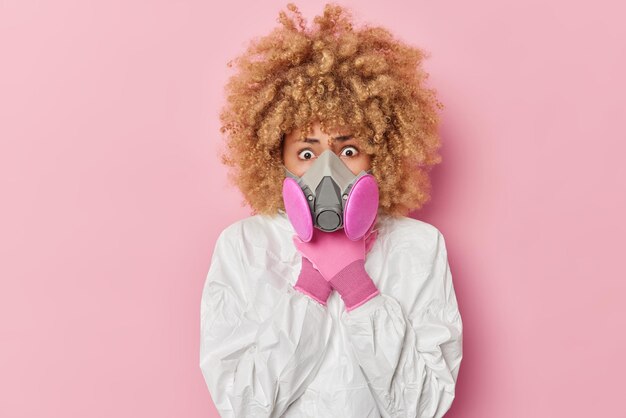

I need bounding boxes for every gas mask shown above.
[281,149,379,242]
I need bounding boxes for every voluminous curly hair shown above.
[219,2,444,217]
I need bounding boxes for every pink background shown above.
[1,0,625,417]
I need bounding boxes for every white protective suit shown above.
[199,210,463,418]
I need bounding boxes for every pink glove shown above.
[293,256,333,306]
[292,226,380,311]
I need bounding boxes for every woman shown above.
[200,3,463,417]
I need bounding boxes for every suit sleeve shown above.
[199,227,334,418]
[341,230,463,418]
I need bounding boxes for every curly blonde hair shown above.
[219,2,444,217]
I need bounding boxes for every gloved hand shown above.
[292,225,380,311]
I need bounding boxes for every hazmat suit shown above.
[199,210,463,417]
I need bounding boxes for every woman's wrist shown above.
[328,259,380,311]
[293,256,333,306]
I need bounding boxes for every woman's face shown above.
[282,120,372,177]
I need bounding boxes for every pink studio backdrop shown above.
[1,0,625,417]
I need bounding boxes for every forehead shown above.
[285,123,353,142]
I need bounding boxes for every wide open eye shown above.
[298,149,316,160]
[340,146,359,157]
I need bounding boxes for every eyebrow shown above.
[301,135,353,143]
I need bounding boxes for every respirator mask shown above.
[281,149,379,242]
